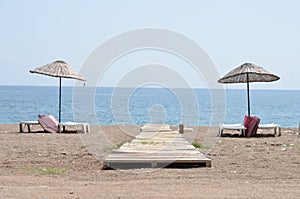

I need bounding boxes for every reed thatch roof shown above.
[30,60,85,81]
[218,63,280,84]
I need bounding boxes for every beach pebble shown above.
[267,142,282,146]
[281,148,286,151]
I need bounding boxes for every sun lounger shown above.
[58,122,90,134]
[218,124,246,137]
[38,114,90,133]
[19,121,40,133]
[258,124,281,136]
[219,116,260,137]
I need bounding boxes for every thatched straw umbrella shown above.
[218,63,280,116]
[30,60,85,122]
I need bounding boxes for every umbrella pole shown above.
[247,73,250,116]
[59,77,61,123]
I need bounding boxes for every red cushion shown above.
[243,115,260,137]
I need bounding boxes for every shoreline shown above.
[1,123,299,129]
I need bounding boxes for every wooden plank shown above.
[140,124,172,132]
[103,124,211,169]
[105,157,210,161]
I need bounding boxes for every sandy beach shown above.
[0,124,299,198]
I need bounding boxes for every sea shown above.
[0,86,299,127]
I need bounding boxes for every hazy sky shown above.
[0,0,299,90]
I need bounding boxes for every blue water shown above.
[0,86,299,127]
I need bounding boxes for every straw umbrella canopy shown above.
[30,60,85,122]
[218,63,280,116]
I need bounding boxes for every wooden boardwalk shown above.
[104,124,211,169]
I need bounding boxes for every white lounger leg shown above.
[80,123,89,134]
[218,127,223,137]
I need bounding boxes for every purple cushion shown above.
[38,114,59,133]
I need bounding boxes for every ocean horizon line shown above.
[1,85,299,92]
